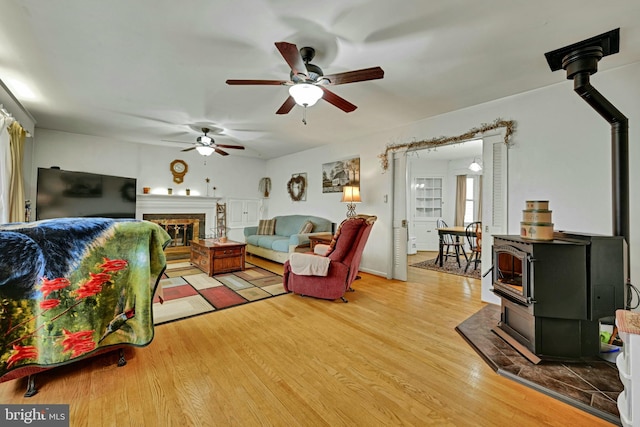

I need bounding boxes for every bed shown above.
[0,217,170,396]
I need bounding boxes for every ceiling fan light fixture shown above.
[196,145,215,156]
[289,83,323,107]
[197,135,212,144]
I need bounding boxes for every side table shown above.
[309,233,333,251]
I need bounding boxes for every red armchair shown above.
[283,215,376,302]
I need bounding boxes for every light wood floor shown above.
[0,252,612,426]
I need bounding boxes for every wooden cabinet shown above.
[190,239,246,276]
[413,220,439,251]
[227,199,261,229]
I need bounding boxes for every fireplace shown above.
[143,214,205,258]
[136,194,220,258]
[492,233,625,363]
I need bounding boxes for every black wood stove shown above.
[492,233,626,363]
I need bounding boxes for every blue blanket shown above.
[0,218,170,382]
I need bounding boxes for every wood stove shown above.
[492,232,625,363]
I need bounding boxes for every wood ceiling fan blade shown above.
[181,146,197,152]
[320,87,357,113]
[276,96,296,115]
[320,66,384,85]
[214,144,245,150]
[215,148,230,156]
[275,42,308,78]
[226,79,288,85]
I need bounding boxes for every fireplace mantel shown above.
[136,194,220,211]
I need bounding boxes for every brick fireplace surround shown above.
[136,194,220,257]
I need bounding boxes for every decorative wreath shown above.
[287,174,307,202]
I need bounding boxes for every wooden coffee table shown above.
[190,239,246,276]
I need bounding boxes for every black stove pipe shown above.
[571,70,629,252]
[545,30,630,283]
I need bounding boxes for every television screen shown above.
[36,168,137,220]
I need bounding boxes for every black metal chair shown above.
[465,221,482,272]
[435,219,467,267]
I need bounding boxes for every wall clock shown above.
[170,159,188,184]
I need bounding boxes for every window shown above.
[464,176,475,224]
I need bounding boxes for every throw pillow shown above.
[257,218,276,235]
[299,220,314,234]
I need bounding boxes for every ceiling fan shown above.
[181,127,245,156]
[226,41,384,120]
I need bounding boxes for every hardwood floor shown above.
[0,252,612,426]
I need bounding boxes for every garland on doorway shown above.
[378,118,516,171]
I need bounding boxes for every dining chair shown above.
[436,218,467,267]
[465,221,482,272]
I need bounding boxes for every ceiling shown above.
[2,1,640,160]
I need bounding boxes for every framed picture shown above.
[322,157,360,193]
[287,173,307,202]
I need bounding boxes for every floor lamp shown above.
[341,186,361,217]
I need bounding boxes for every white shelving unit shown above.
[616,309,640,427]
[412,177,443,251]
[414,177,443,219]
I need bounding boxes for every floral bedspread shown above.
[0,218,171,382]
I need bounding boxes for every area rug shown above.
[152,261,286,325]
[410,257,481,279]
[456,304,622,424]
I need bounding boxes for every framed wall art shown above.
[321,157,360,193]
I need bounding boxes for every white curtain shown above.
[454,175,466,226]
[0,117,11,223]
[8,121,27,223]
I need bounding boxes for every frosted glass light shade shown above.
[289,83,323,107]
[196,145,215,156]
[469,160,482,172]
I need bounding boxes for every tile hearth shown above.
[456,304,622,425]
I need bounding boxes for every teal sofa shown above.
[244,215,333,263]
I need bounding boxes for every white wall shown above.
[265,61,640,308]
[28,128,268,213]
[23,61,640,308]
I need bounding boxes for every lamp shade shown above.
[289,83,323,107]
[341,186,361,203]
[196,145,215,156]
[469,159,482,172]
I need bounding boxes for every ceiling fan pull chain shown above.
[302,106,308,125]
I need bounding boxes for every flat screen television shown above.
[36,168,137,220]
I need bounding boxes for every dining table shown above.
[435,226,468,267]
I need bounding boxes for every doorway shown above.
[392,133,508,304]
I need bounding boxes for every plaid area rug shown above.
[410,257,481,279]
[153,261,286,325]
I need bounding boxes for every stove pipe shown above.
[545,28,630,280]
